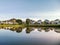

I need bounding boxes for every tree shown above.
[16,19,22,24]
[26,18,30,25]
[44,19,50,24]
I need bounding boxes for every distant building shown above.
[37,20,42,24]
[54,19,60,24]
[29,20,35,24]
[50,21,54,24]
[0,18,18,24]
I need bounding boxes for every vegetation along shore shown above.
[0,18,60,27]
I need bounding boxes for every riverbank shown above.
[0,24,60,28]
[0,24,25,28]
[26,24,60,27]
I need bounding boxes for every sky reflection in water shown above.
[0,27,60,45]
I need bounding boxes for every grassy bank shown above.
[0,24,60,28]
[0,24,25,28]
[26,24,60,27]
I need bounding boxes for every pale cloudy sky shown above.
[0,0,60,20]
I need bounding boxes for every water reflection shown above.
[0,27,60,45]
[0,26,60,33]
[37,27,54,32]
[10,27,22,33]
[26,27,35,33]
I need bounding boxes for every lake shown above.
[0,27,60,45]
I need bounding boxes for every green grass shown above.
[0,24,25,28]
[26,24,60,27]
[0,24,60,28]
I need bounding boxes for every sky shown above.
[0,0,60,21]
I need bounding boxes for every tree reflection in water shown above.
[0,26,60,33]
[26,27,35,34]
[9,27,23,33]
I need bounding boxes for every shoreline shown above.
[0,24,60,28]
[26,24,60,27]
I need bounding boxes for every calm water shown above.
[0,27,60,45]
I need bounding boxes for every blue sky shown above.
[0,0,60,20]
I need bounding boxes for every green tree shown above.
[44,19,49,24]
[16,19,22,24]
[26,19,30,26]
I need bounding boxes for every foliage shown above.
[16,19,22,24]
[26,19,30,25]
